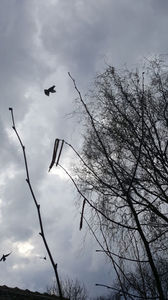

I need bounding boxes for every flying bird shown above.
[44,85,56,96]
[0,252,12,262]
[39,256,46,260]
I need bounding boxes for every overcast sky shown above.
[0,0,168,298]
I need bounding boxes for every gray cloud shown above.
[0,0,168,298]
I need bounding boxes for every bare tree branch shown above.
[9,107,63,299]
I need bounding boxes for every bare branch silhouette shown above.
[66,63,168,299]
[95,283,159,300]
[9,107,63,299]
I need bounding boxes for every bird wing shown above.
[48,85,56,92]
[5,252,12,258]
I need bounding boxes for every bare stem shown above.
[9,107,63,299]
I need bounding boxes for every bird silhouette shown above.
[0,252,12,262]
[44,85,56,96]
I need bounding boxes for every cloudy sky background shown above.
[0,0,168,297]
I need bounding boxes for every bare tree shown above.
[118,257,168,299]
[55,58,168,299]
[47,277,88,300]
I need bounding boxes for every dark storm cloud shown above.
[38,0,117,79]
[37,0,168,83]
[0,0,54,122]
[0,1,36,111]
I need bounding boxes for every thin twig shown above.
[58,163,137,231]
[95,283,159,300]
[96,249,149,263]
